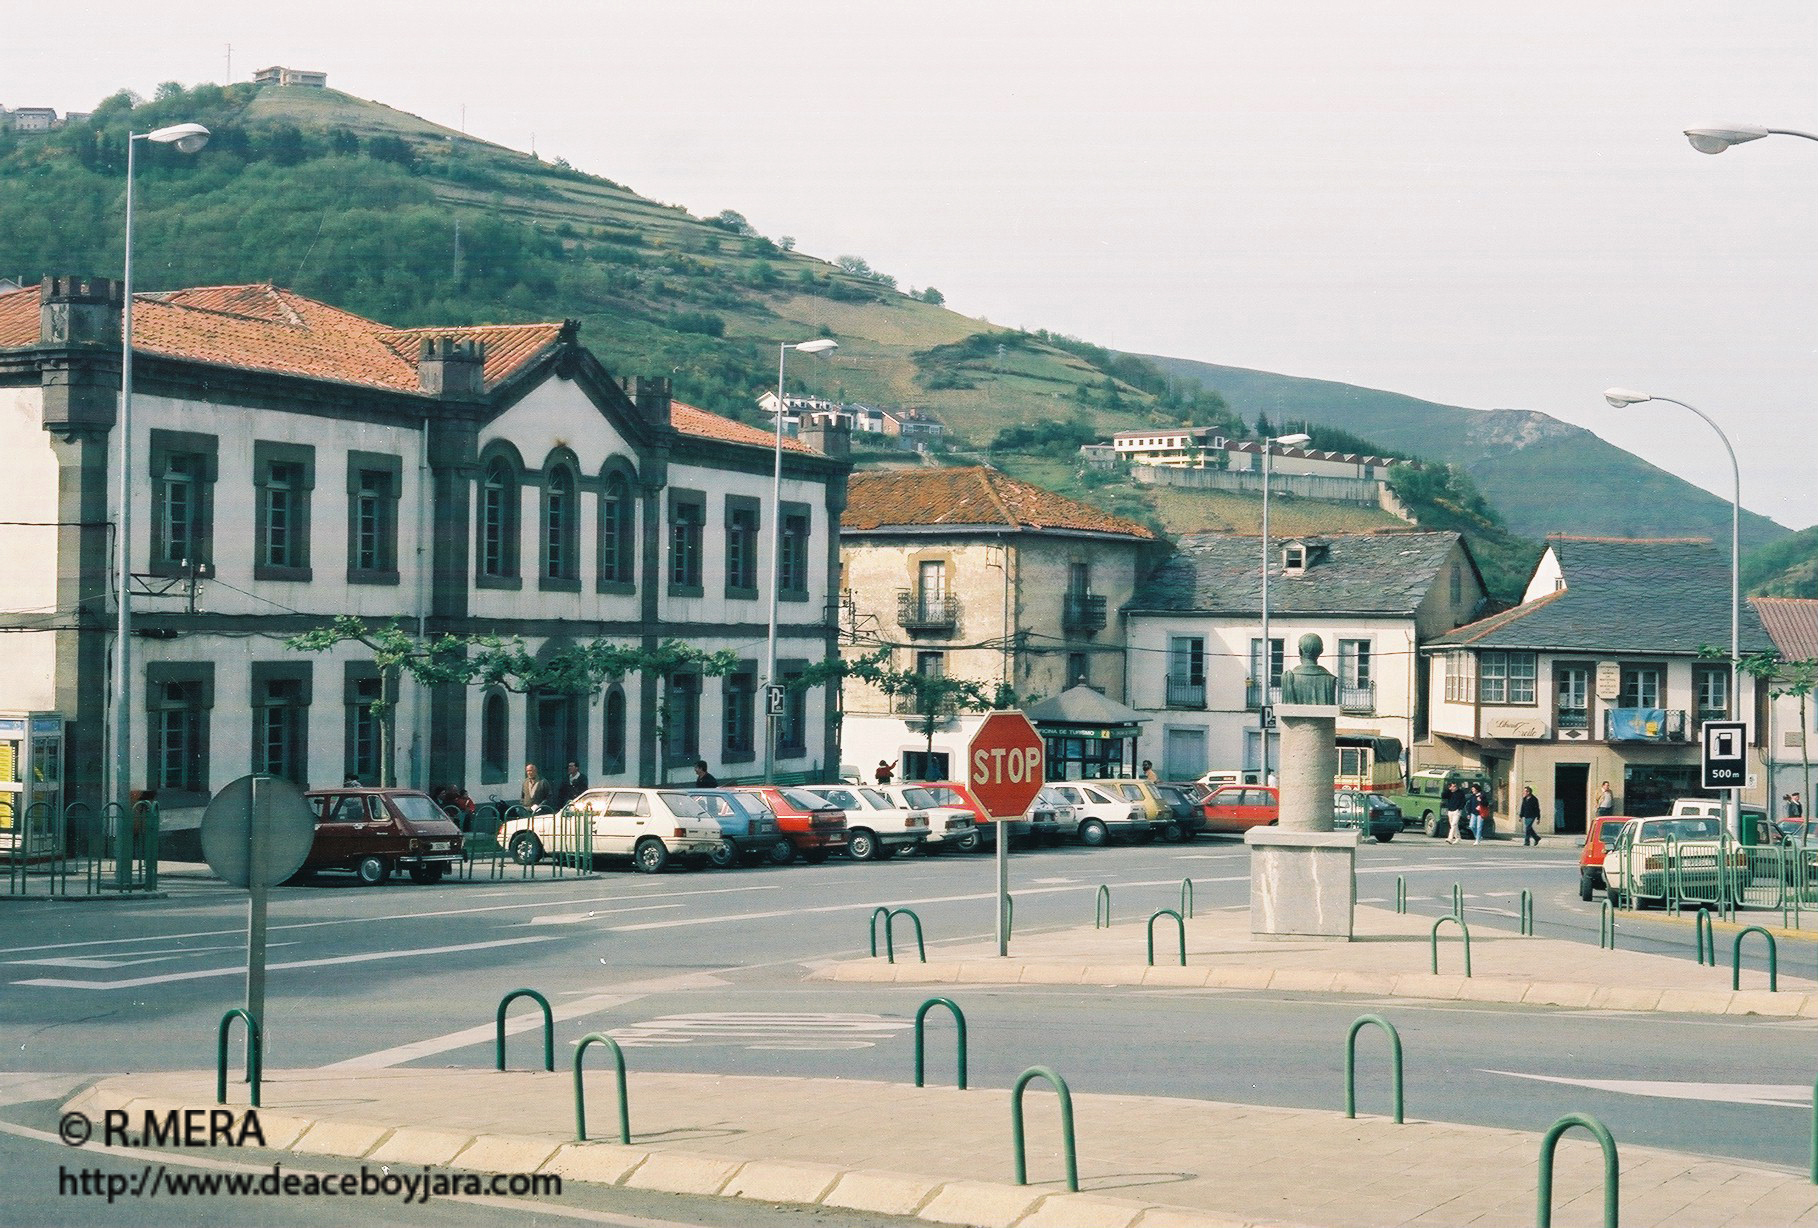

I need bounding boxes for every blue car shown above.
[1333,789,1402,843]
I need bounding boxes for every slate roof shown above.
[1432,537,1773,655]
[844,467,1155,539]
[1125,531,1469,617]
[1026,685,1149,726]
[1752,597,1818,662]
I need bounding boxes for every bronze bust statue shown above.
[1278,632,1338,705]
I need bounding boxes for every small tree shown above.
[794,649,1015,778]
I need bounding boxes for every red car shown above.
[1199,785,1279,835]
[731,785,848,864]
[1579,815,1630,901]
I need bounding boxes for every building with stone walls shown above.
[0,277,847,831]
[1124,532,1486,782]
[1424,536,1772,831]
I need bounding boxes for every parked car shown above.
[1037,785,1080,846]
[1045,782,1152,846]
[1197,768,1261,790]
[1098,779,1168,837]
[878,784,978,852]
[498,787,724,873]
[688,790,791,867]
[1149,782,1207,842]
[732,785,848,864]
[1200,784,1279,835]
[920,781,1044,848]
[1332,789,1402,842]
[1603,814,1737,906]
[1383,768,1492,838]
[299,788,465,885]
[796,785,930,860]
[1578,815,1630,900]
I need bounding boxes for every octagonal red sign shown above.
[967,710,1046,818]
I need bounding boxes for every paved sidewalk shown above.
[67,1067,1817,1228]
[815,904,1818,1018]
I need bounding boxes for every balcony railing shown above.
[1165,676,1206,709]
[1557,708,1589,731]
[1604,708,1689,743]
[892,691,960,720]
[1061,593,1107,635]
[1339,684,1375,714]
[1244,682,1283,710]
[897,589,961,634]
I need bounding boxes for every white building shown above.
[1109,427,1227,468]
[0,277,848,830]
[1744,597,1813,820]
[253,67,329,88]
[1123,531,1486,781]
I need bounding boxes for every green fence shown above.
[4,801,159,898]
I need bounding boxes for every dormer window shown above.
[1282,543,1307,574]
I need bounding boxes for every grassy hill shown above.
[1143,357,1787,552]
[1742,524,1818,598]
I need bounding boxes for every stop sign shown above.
[967,710,1046,818]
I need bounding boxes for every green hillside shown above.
[1742,524,1818,598]
[1143,357,1788,552]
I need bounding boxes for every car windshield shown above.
[1594,821,1628,843]
[859,788,893,809]
[900,787,940,808]
[780,788,834,811]
[925,787,966,807]
[1639,818,1720,842]
[657,792,709,818]
[1153,785,1186,804]
[391,794,445,822]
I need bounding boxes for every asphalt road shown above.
[3,832,1814,1223]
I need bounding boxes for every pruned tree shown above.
[794,649,1017,778]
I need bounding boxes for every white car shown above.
[797,785,930,860]
[499,787,724,873]
[1046,783,1151,846]
[1037,786,1080,840]
[878,784,978,852]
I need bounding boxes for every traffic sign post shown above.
[764,684,785,717]
[967,711,1046,957]
[1701,721,1747,791]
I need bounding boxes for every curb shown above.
[62,1082,1282,1228]
[811,959,1818,1018]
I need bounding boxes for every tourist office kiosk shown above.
[0,712,64,859]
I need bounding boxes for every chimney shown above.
[39,275,122,346]
[417,337,485,398]
[622,376,672,428]
[799,418,851,459]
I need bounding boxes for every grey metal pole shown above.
[1259,442,1271,786]
[996,811,1009,956]
[765,343,786,784]
[245,776,269,1074]
[112,134,140,890]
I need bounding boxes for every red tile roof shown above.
[1752,597,1818,662]
[672,401,817,454]
[0,281,563,393]
[845,466,1155,538]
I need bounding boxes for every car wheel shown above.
[634,838,669,874]
[1423,812,1442,838]
[408,863,445,884]
[767,838,795,866]
[847,828,879,860]
[1375,830,1394,844]
[1078,819,1107,847]
[1159,822,1183,843]
[1579,871,1595,902]
[803,848,830,865]
[708,837,738,869]
[952,828,982,854]
[509,832,542,867]
[356,855,390,886]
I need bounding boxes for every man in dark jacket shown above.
[1519,785,1542,846]
[553,761,588,810]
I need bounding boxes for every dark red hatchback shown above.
[298,788,465,885]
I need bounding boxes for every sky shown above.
[10,1,1817,527]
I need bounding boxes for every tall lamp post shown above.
[1257,431,1311,787]
[112,121,209,887]
[1603,389,1741,838]
[764,338,838,783]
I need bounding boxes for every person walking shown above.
[1470,785,1488,844]
[1142,760,1160,784]
[1443,782,1464,844]
[1595,781,1615,817]
[693,760,719,788]
[1790,792,1805,819]
[1519,785,1542,846]
[553,760,588,810]
[521,763,551,814]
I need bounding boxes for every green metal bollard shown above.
[1731,925,1778,992]
[1344,1014,1404,1124]
[496,988,554,1072]
[869,906,891,957]
[882,908,927,964]
[1599,899,1616,950]
[1536,1112,1618,1228]
[216,1008,263,1108]
[1095,884,1111,929]
[1010,1066,1078,1192]
[1694,908,1715,966]
[1179,877,1194,919]
[1147,908,1186,967]
[1519,889,1534,936]
[573,1032,631,1143]
[1395,876,1407,915]
[1430,915,1471,977]
[1451,882,1464,920]
[913,997,968,1090]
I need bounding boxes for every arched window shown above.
[478,457,519,581]
[602,686,627,773]
[481,689,509,783]
[541,461,578,587]
[598,468,636,589]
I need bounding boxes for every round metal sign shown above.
[200,774,315,888]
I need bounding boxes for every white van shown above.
[1197,768,1261,790]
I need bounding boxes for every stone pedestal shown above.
[1248,702,1356,939]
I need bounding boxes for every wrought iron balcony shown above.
[1339,684,1375,714]
[1604,708,1689,743]
[1557,708,1589,731]
[897,589,961,634]
[1244,682,1283,710]
[1061,592,1107,635]
[892,691,960,720]
[1166,676,1206,709]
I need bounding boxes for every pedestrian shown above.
[693,760,719,788]
[1791,792,1805,819]
[1471,786,1490,844]
[343,775,362,788]
[1142,760,1159,784]
[875,759,897,785]
[521,763,551,814]
[554,760,588,810]
[1443,782,1463,844]
[1595,781,1615,817]
[1519,785,1542,846]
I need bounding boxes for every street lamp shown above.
[112,121,209,884]
[1257,431,1311,787]
[764,337,838,783]
[1684,124,1818,155]
[1602,389,1741,838]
